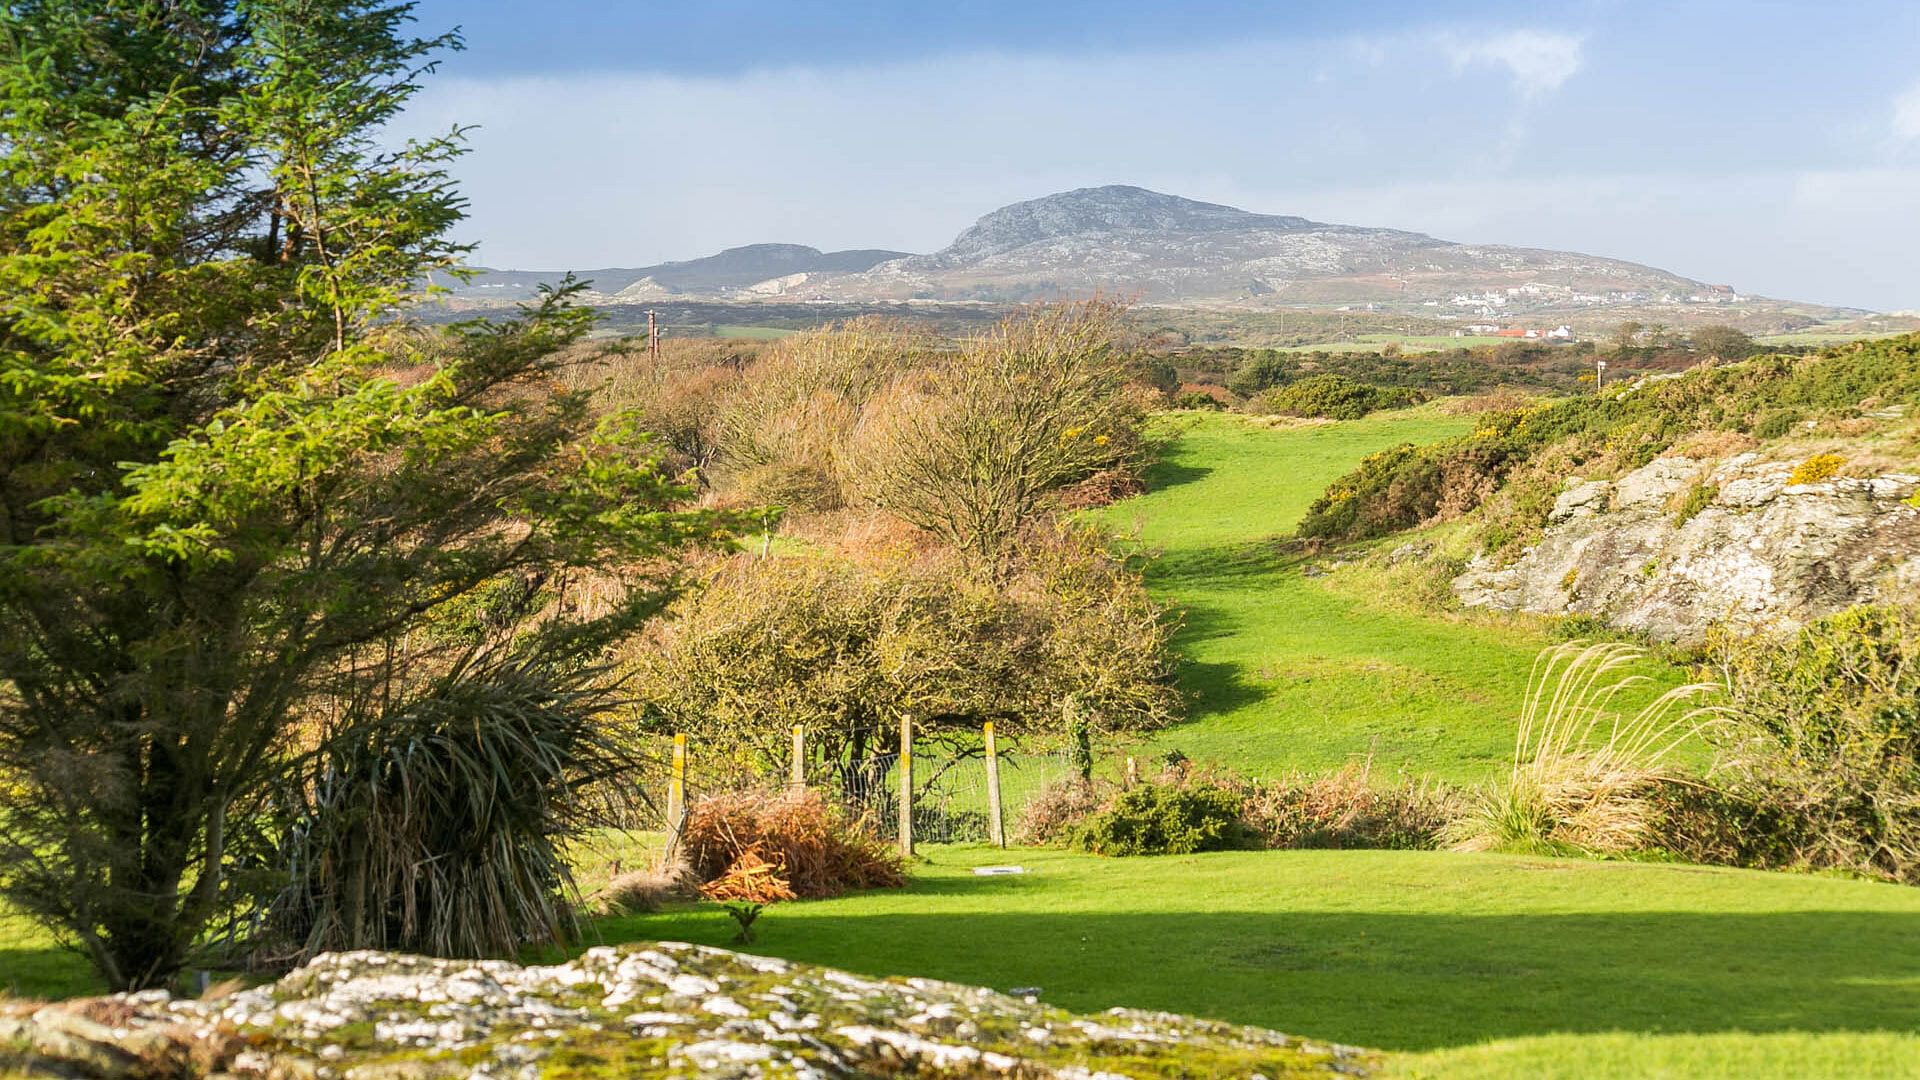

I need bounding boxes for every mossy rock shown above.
[0,945,1377,1078]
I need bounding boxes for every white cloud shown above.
[1442,30,1585,99]
[1893,82,1920,143]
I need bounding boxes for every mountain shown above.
[434,186,1866,325]
[817,185,1734,308]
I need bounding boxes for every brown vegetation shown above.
[679,788,905,900]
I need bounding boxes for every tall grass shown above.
[1450,642,1721,856]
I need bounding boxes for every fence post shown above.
[984,720,1006,848]
[666,732,687,850]
[898,713,914,857]
[790,725,805,790]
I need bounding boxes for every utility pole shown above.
[1596,358,1607,392]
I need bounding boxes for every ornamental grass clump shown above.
[1449,642,1721,857]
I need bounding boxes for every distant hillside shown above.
[430,243,907,303]
[432,185,1868,332]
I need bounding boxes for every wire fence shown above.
[635,728,1079,848]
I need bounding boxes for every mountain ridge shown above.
[434,185,1869,324]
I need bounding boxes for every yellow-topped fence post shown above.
[666,732,687,852]
[790,725,805,790]
[898,714,914,857]
[984,721,1006,848]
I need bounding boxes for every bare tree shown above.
[844,302,1146,568]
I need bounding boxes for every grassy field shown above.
[1095,407,1582,783]
[712,323,795,340]
[583,845,1920,1079]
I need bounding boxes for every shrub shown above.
[1751,409,1802,439]
[1072,783,1252,856]
[1015,778,1105,845]
[679,788,905,899]
[1240,765,1457,851]
[1447,643,1719,857]
[1226,352,1298,398]
[1786,452,1845,485]
[1253,373,1417,421]
[1174,390,1226,410]
[1704,607,1920,883]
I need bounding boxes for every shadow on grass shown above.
[1137,457,1212,493]
[0,945,99,999]
[579,907,1920,1053]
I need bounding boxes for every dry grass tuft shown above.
[1448,642,1722,857]
[598,860,696,915]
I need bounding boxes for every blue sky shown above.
[400,1,1920,310]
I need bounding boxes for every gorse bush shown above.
[1251,373,1421,421]
[1072,783,1251,856]
[1786,452,1846,485]
[1702,607,1920,884]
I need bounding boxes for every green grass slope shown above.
[1095,407,1561,782]
[592,845,1920,1079]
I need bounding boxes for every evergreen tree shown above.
[0,1,734,988]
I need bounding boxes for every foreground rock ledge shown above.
[0,944,1375,1079]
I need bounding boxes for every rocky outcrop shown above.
[1453,453,1920,643]
[0,944,1375,1079]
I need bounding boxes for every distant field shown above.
[1275,333,1515,353]
[712,324,795,340]
[1754,329,1908,347]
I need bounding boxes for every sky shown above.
[398,1,1920,312]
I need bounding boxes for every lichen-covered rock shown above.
[0,945,1375,1079]
[1454,453,1920,643]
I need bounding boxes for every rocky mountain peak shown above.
[939,184,1318,260]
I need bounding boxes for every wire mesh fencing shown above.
[632,728,1080,848]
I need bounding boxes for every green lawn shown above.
[1096,408,1575,783]
[584,845,1920,1079]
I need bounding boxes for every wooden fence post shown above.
[898,714,914,857]
[790,725,805,790]
[984,720,1006,848]
[666,732,687,850]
